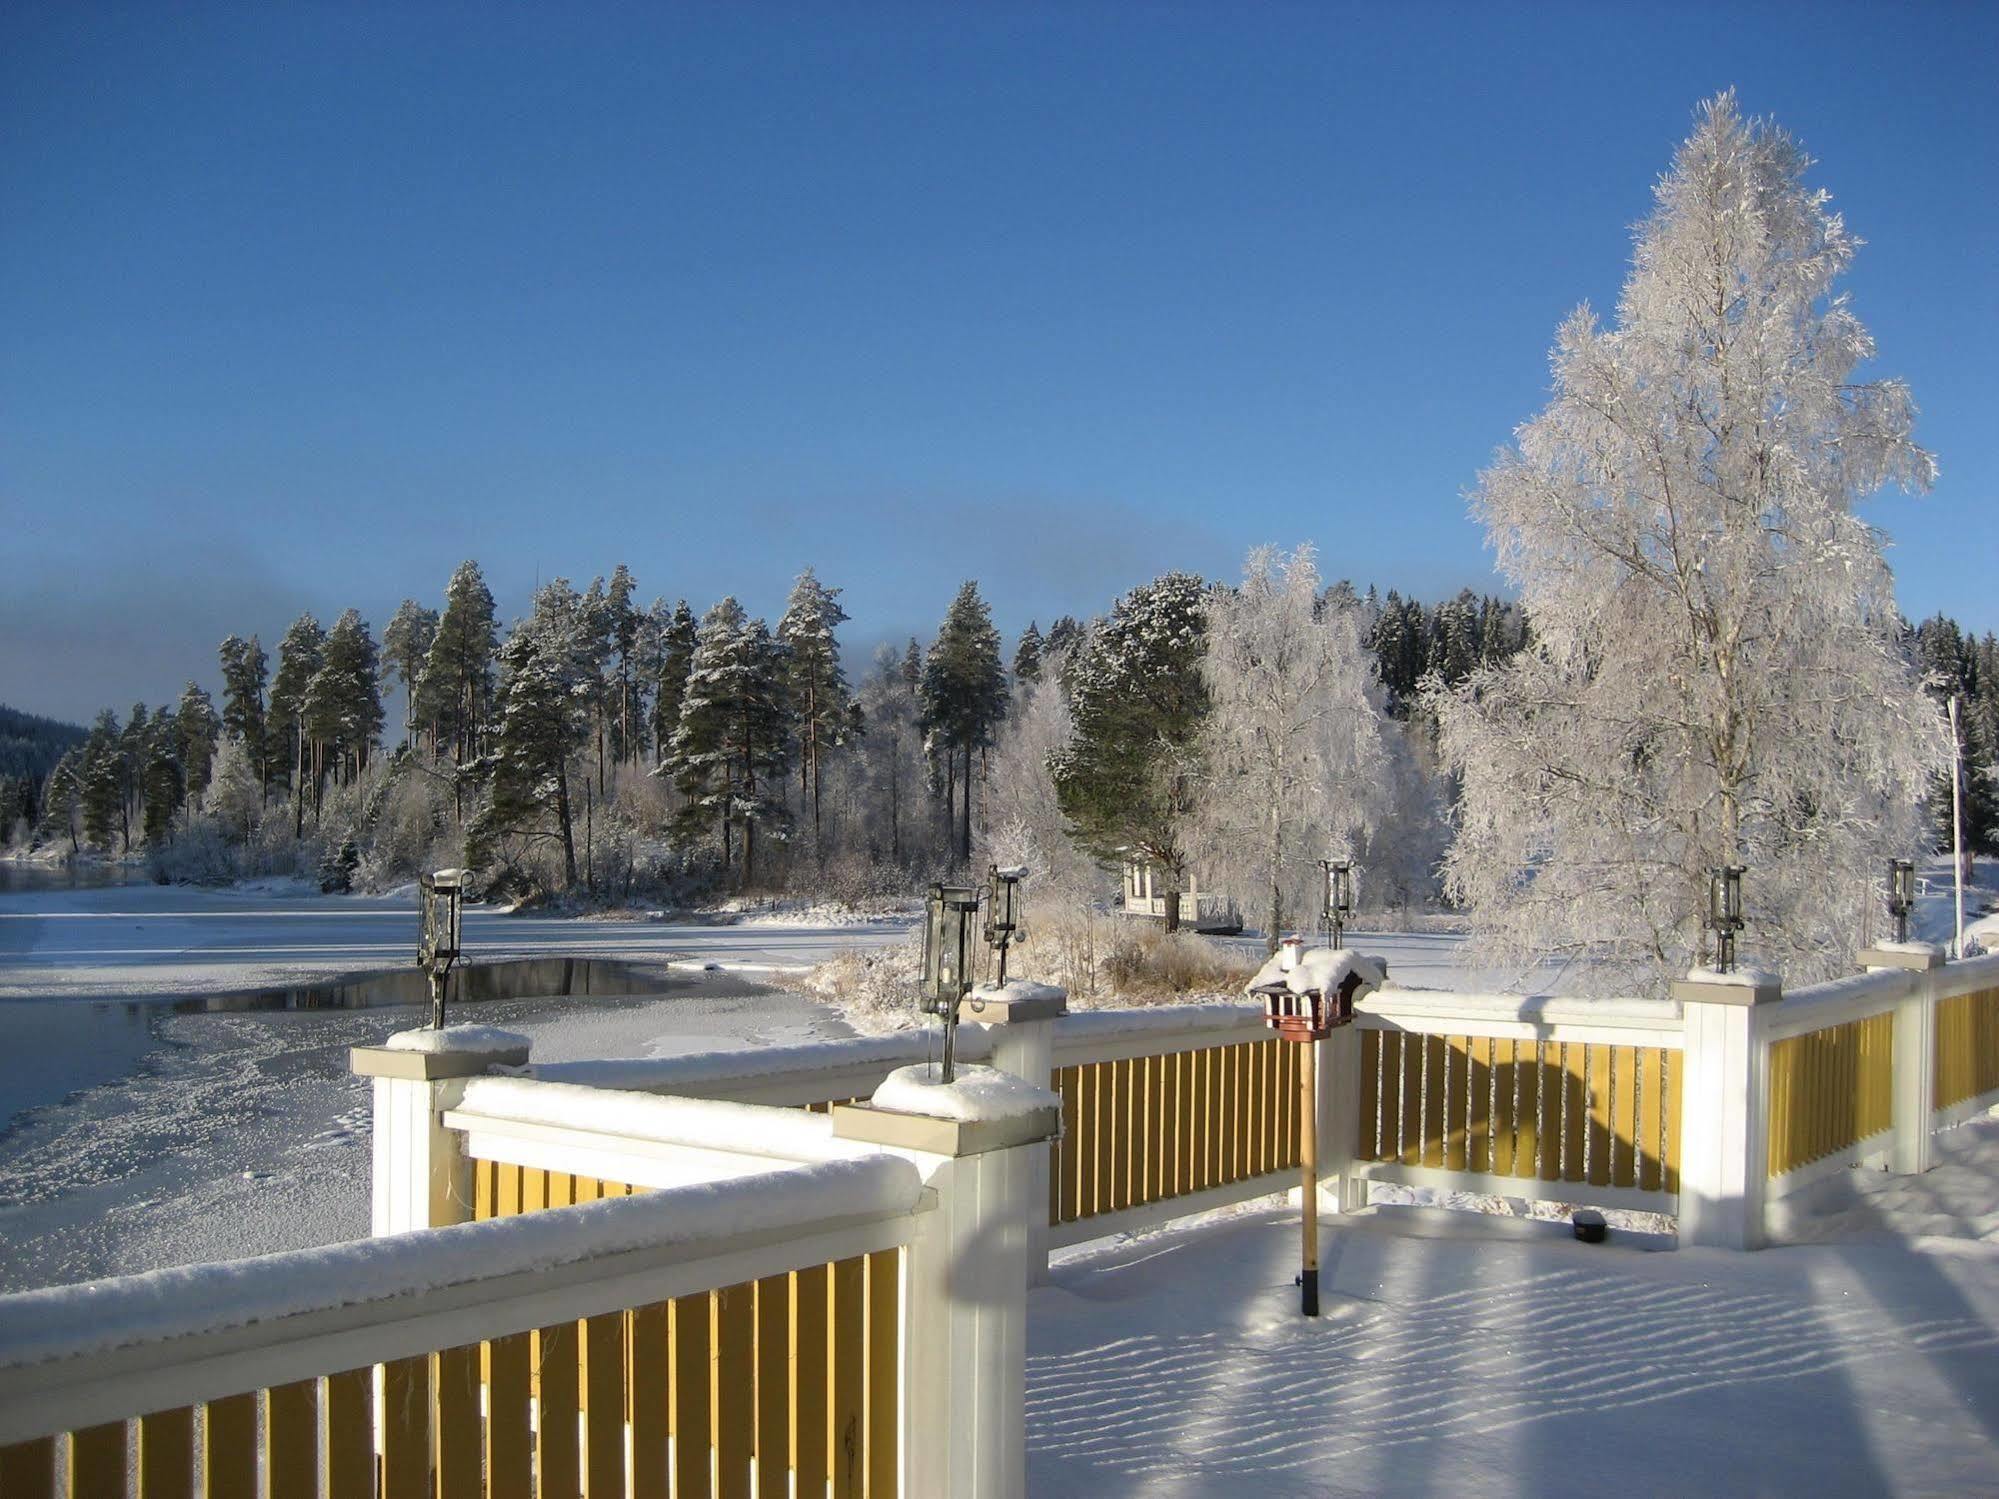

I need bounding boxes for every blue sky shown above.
[3,2,1994,723]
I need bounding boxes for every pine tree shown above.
[777,567,852,849]
[415,561,499,820]
[1050,572,1210,929]
[80,710,123,851]
[381,600,440,749]
[303,610,382,806]
[1432,95,1944,987]
[36,746,83,854]
[605,565,644,771]
[1045,616,1085,662]
[269,614,325,838]
[647,600,699,766]
[1012,622,1045,687]
[482,581,596,889]
[667,598,791,886]
[142,711,183,848]
[217,635,270,800]
[175,682,220,807]
[919,582,1008,864]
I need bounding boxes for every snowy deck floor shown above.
[1026,1116,1999,1497]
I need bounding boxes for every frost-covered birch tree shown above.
[1194,545,1390,952]
[1432,94,1946,989]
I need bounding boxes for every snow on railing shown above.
[0,1154,926,1493]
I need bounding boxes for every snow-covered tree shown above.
[380,600,439,749]
[1051,572,1210,930]
[480,580,596,888]
[646,600,699,766]
[603,564,644,772]
[777,567,853,848]
[216,634,270,799]
[1431,94,1946,988]
[666,598,791,886]
[141,711,183,848]
[920,582,1008,864]
[415,561,498,820]
[1193,545,1390,952]
[269,614,324,837]
[1012,622,1045,688]
[175,682,220,808]
[36,746,83,854]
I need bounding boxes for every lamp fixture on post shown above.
[418,869,466,1029]
[921,883,981,1082]
[984,864,1027,986]
[1706,864,1746,974]
[1316,859,1353,949]
[1887,858,1916,946]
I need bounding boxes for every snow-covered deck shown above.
[1026,1115,1999,1497]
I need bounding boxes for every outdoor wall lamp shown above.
[418,868,466,1028]
[1706,864,1746,973]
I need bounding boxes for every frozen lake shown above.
[0,880,909,1291]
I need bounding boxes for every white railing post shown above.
[1860,944,1945,1175]
[350,1027,531,1234]
[834,1071,1061,1499]
[1317,1025,1368,1213]
[1670,973,1780,1250]
[969,981,1067,1283]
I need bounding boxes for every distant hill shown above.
[0,704,87,785]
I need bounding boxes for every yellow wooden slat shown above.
[69,1420,126,1499]
[830,1258,866,1499]
[790,1267,829,1498]
[672,1293,713,1498]
[485,1333,533,1499]
[265,1382,315,1499]
[1058,1066,1081,1221]
[714,1284,755,1499]
[202,1394,256,1499]
[474,1158,493,1220]
[865,1250,899,1499]
[1094,1061,1116,1214]
[535,1322,582,1499]
[1114,1057,1136,1212]
[1513,1040,1541,1180]
[1637,1046,1664,1192]
[322,1368,373,1499]
[754,1276,792,1499]
[629,1304,671,1499]
[434,1344,481,1499]
[139,1407,194,1499]
[0,1437,56,1499]
[581,1313,627,1498]
[1073,1064,1096,1219]
[380,1354,431,1499]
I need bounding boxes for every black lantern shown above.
[1887,858,1916,945]
[984,864,1027,986]
[418,868,466,1028]
[921,883,981,1081]
[1706,864,1746,973]
[1317,859,1353,949]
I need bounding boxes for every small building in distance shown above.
[1118,858,1242,934]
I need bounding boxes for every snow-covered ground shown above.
[1028,1114,1999,1497]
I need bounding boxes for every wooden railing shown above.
[1344,992,1686,1213]
[1357,1031,1682,1195]
[1050,1039,1300,1228]
[1935,983,1999,1117]
[0,1155,923,1499]
[1766,1012,1893,1178]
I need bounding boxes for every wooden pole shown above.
[1300,1037,1319,1317]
